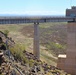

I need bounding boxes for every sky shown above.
[0,0,76,16]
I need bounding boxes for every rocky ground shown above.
[0,50,71,75]
[0,31,71,75]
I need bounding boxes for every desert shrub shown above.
[21,55,29,63]
[4,30,9,37]
[46,42,66,55]
[9,44,27,61]
[29,59,35,67]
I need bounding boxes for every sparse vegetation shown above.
[9,44,27,62]
[0,24,71,75]
[0,23,67,65]
[4,30,9,37]
[39,22,67,56]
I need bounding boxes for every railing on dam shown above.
[0,16,74,24]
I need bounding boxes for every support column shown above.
[64,22,76,75]
[33,22,40,59]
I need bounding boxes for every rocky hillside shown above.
[0,31,71,75]
[39,23,67,55]
[20,23,67,55]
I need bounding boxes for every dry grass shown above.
[0,23,59,65]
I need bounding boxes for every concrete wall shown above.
[64,22,76,75]
[57,22,76,75]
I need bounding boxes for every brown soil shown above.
[20,25,34,38]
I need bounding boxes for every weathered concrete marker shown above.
[33,22,40,59]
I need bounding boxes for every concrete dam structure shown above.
[0,6,76,75]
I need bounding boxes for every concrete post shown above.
[33,22,40,59]
[57,22,76,75]
[64,22,76,75]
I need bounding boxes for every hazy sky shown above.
[0,0,76,15]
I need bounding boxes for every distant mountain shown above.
[0,14,26,16]
[0,14,64,17]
